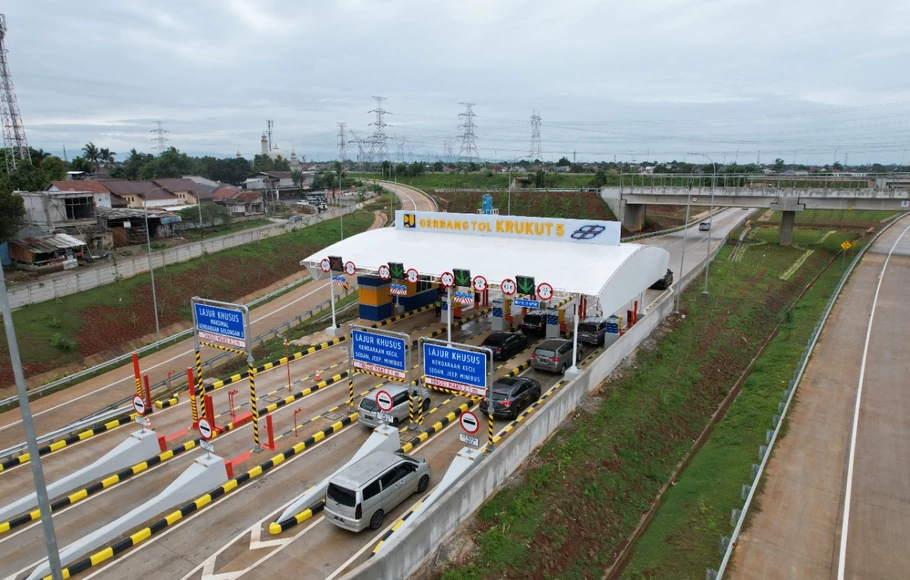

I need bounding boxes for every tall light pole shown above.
[0,267,64,579]
[507,155,522,215]
[834,147,840,168]
[143,187,168,341]
[688,153,716,295]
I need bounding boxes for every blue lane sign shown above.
[352,329,407,380]
[194,303,246,349]
[423,343,487,397]
[513,298,540,309]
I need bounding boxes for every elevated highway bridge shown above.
[602,173,910,245]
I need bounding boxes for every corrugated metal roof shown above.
[10,233,87,253]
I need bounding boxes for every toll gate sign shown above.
[194,303,246,349]
[423,343,487,397]
[352,329,407,380]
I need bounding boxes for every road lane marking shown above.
[837,223,910,580]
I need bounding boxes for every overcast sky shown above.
[6,0,910,164]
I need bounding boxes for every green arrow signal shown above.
[389,262,405,279]
[516,275,535,295]
[454,269,471,287]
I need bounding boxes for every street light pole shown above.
[0,266,65,580]
[688,153,716,295]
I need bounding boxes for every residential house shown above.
[7,232,88,272]
[102,180,179,208]
[153,177,216,206]
[211,185,264,217]
[47,180,128,209]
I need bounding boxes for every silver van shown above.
[358,384,431,428]
[531,338,581,374]
[325,451,431,532]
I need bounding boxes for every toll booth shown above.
[358,275,392,321]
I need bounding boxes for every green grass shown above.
[436,238,840,579]
[179,218,272,240]
[0,211,376,381]
[389,172,601,191]
[761,209,900,228]
[620,241,845,578]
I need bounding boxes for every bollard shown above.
[194,350,203,425]
[262,414,276,450]
[187,366,198,428]
[417,396,424,427]
[348,378,355,409]
[228,389,238,419]
[487,409,495,451]
[293,409,302,437]
[408,392,415,427]
[142,374,154,415]
[250,364,259,451]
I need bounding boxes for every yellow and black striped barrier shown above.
[0,439,198,535]
[0,412,137,474]
[45,412,358,580]
[370,499,424,556]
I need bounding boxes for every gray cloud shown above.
[5,0,910,164]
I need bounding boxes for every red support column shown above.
[142,374,153,414]
[261,414,276,450]
[204,394,219,434]
[132,352,142,399]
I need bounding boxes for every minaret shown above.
[290,149,298,168]
[261,133,268,155]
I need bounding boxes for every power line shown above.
[458,102,479,163]
[0,14,29,172]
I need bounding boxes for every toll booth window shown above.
[327,483,356,507]
[417,275,434,294]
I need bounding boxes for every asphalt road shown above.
[0,197,750,579]
[732,213,910,579]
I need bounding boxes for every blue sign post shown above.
[423,342,488,397]
[351,328,408,380]
[193,303,247,349]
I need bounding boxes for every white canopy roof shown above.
[302,228,670,316]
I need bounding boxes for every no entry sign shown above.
[460,411,480,434]
[376,389,394,412]
[197,417,214,440]
[132,394,146,416]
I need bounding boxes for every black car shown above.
[650,268,674,290]
[481,332,529,361]
[479,377,542,419]
[519,310,548,335]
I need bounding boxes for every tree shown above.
[82,142,100,170]
[251,154,289,173]
[291,169,306,189]
[180,202,232,226]
[99,147,116,166]
[122,148,154,180]
[591,169,608,187]
[139,147,193,179]
[833,161,843,170]
[773,158,785,171]
[0,189,25,242]
[432,161,444,172]
[69,156,93,173]
[556,156,571,167]
[39,155,67,182]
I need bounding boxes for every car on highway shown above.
[699,221,711,231]
[325,451,431,532]
[577,317,608,346]
[287,215,302,223]
[358,384,431,428]
[519,309,549,335]
[531,338,581,374]
[650,268,674,290]
[479,376,542,419]
[481,331,529,360]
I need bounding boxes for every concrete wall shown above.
[6,205,359,310]
[344,217,745,580]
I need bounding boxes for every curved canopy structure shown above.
[301,223,670,317]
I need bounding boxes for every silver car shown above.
[531,338,581,374]
[358,384,431,428]
[325,451,431,532]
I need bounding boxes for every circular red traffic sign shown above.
[377,264,391,281]
[472,275,488,293]
[319,258,331,273]
[500,278,517,296]
[460,411,480,434]
[132,394,146,416]
[197,417,213,440]
[406,268,419,284]
[439,271,454,288]
[375,389,394,412]
[536,282,554,301]
[344,261,357,276]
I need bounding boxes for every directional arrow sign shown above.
[453,269,472,288]
[389,262,405,280]
[516,275,535,296]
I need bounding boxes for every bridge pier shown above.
[780,211,796,247]
[622,203,646,232]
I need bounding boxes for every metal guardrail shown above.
[374,181,440,212]
[0,406,130,460]
[712,211,910,579]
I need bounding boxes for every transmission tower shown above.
[368,96,390,163]
[150,121,169,154]
[457,102,479,163]
[443,140,454,164]
[0,14,30,172]
[337,122,347,163]
[348,129,369,171]
[529,110,542,161]
[395,136,406,163]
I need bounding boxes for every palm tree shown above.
[82,142,100,170]
[98,148,116,166]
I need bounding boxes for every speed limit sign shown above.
[536,282,554,301]
[344,261,357,276]
[319,258,331,273]
[378,264,391,280]
[439,271,455,288]
[406,268,419,284]
[472,275,488,293]
[500,278,517,296]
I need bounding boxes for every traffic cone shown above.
[315,369,322,382]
